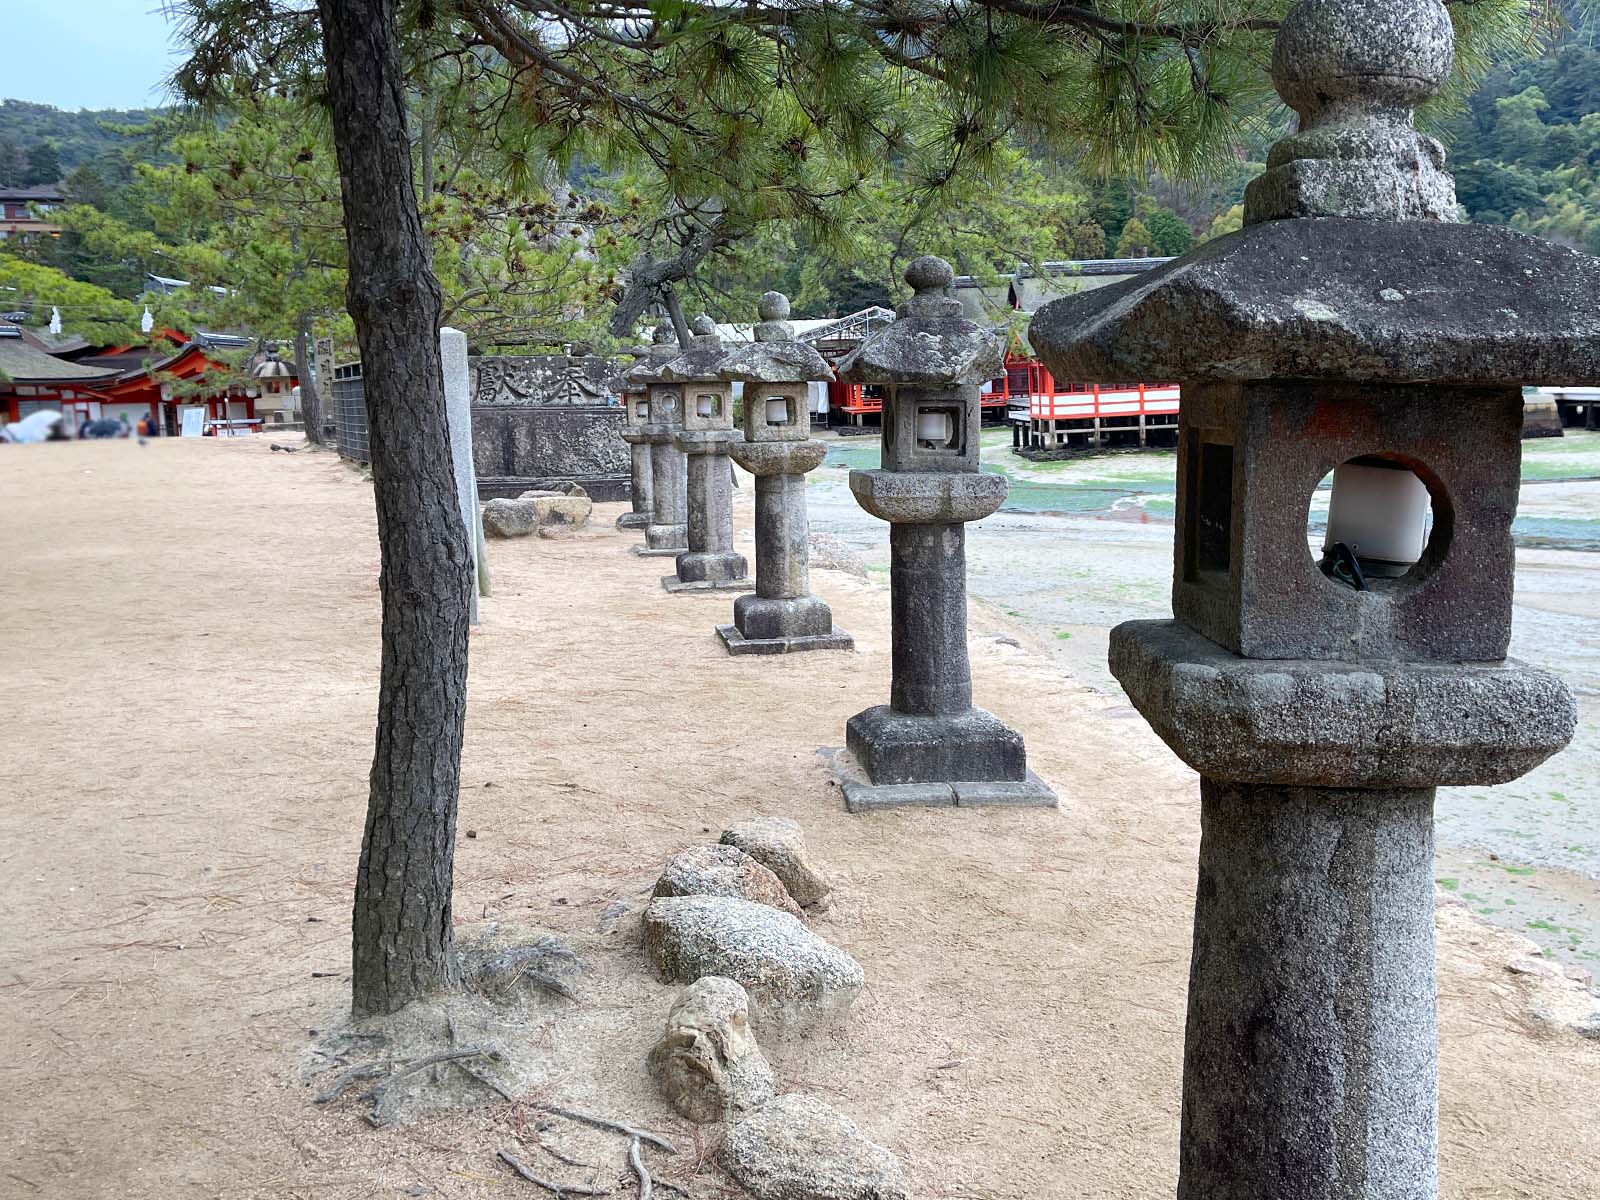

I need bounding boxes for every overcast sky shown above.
[3,4,186,110]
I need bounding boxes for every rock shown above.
[721,817,830,908]
[642,896,862,1032]
[1507,955,1564,981]
[648,976,775,1123]
[531,493,592,528]
[482,498,540,538]
[517,489,564,501]
[806,533,868,580]
[720,1094,910,1200]
[654,844,804,918]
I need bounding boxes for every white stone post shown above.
[440,327,489,624]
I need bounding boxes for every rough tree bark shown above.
[318,0,472,1018]
[293,316,327,448]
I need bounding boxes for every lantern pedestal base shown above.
[616,510,652,530]
[634,544,684,557]
[824,743,1055,813]
[662,575,750,594]
[716,623,854,656]
[841,704,1052,807]
[666,549,749,592]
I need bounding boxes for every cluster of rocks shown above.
[642,817,909,1200]
[482,483,594,540]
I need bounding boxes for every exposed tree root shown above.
[534,1104,677,1154]
[471,939,580,1002]
[497,1148,612,1197]
[314,1044,511,1127]
[627,1138,652,1200]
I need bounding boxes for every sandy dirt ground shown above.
[2,435,1597,1200]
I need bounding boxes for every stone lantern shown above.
[834,256,1055,811]
[633,325,690,558]
[616,324,675,532]
[658,316,750,593]
[1029,2,1593,1196]
[717,291,853,655]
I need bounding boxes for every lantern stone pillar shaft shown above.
[670,428,748,589]
[718,292,852,654]
[888,521,970,715]
[639,401,689,556]
[1030,2,1592,1195]
[833,258,1054,811]
[616,422,653,530]
[1182,781,1438,1200]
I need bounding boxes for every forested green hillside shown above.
[1446,2,1600,251]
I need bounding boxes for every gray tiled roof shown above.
[0,332,122,384]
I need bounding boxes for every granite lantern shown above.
[717,291,853,654]
[834,255,1055,811]
[659,315,750,593]
[616,325,675,532]
[634,325,690,558]
[1029,2,1591,1196]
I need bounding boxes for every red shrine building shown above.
[0,325,293,435]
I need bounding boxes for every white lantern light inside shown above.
[916,410,952,447]
[765,397,790,425]
[1323,458,1430,576]
[696,395,716,418]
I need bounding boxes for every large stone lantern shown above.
[633,325,689,558]
[717,291,853,654]
[659,316,750,593]
[616,324,676,532]
[834,256,1055,811]
[1029,2,1594,1196]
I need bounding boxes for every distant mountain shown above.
[0,99,169,187]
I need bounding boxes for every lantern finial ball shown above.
[758,291,790,322]
[1272,0,1452,121]
[905,255,954,295]
[652,322,675,345]
[691,314,717,337]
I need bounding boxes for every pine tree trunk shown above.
[318,0,470,1018]
[294,317,327,448]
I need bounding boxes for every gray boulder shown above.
[720,1094,910,1200]
[482,498,540,538]
[642,896,862,1033]
[648,976,775,1123]
[532,493,592,528]
[721,817,831,907]
[654,844,804,918]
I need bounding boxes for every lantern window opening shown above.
[914,404,962,453]
[1184,432,1234,582]
[764,395,793,426]
[1312,453,1448,594]
[696,393,722,419]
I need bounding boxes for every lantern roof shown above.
[621,323,681,387]
[658,315,731,383]
[836,256,1002,387]
[720,292,833,384]
[1030,0,1600,388]
[1028,219,1600,387]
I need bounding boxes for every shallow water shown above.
[811,427,1600,982]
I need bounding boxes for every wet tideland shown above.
[1028,1,1600,1197]
[660,316,751,594]
[718,292,853,656]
